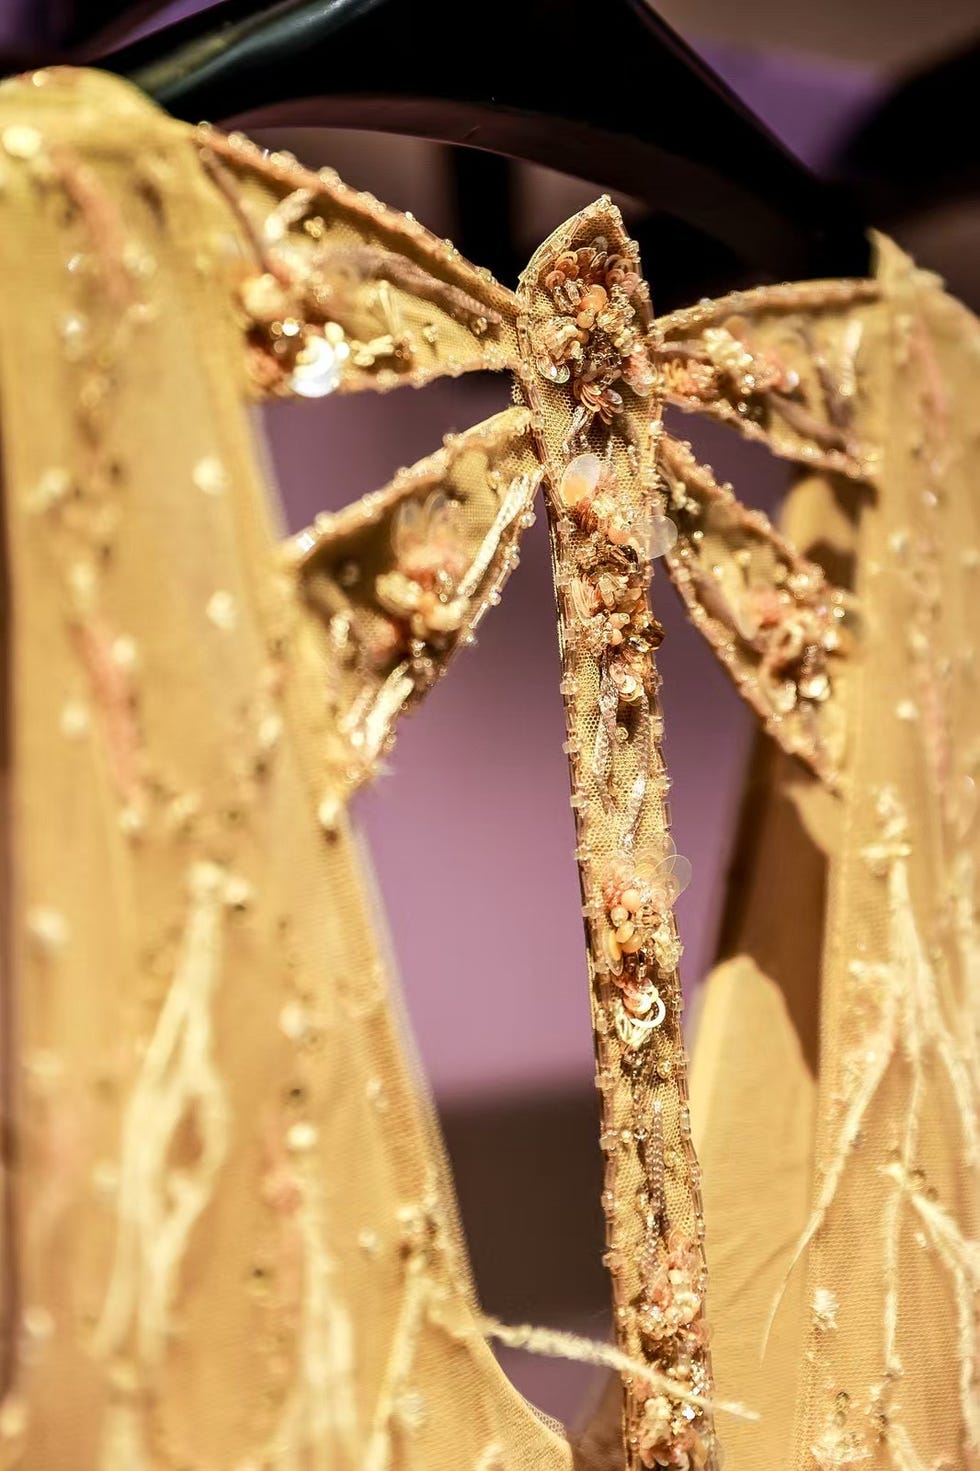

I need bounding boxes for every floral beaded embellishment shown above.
[223,183,502,396]
[289,409,540,805]
[600,847,692,1029]
[374,494,470,650]
[552,450,692,1038]
[653,282,879,478]
[556,452,673,830]
[532,234,655,429]
[524,215,865,789]
[517,198,720,1471]
[200,129,514,399]
[636,1225,711,1471]
[658,437,854,784]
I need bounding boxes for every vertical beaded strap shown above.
[515,199,717,1470]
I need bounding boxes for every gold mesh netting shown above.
[690,241,980,1471]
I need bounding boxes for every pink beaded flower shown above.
[601,848,692,973]
[375,493,469,644]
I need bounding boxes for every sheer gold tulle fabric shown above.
[692,258,980,1471]
[0,67,975,1471]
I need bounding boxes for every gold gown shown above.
[0,65,976,1471]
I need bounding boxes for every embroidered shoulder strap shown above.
[515,198,718,1471]
[285,408,540,814]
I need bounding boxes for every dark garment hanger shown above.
[72,0,871,295]
[839,34,980,223]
